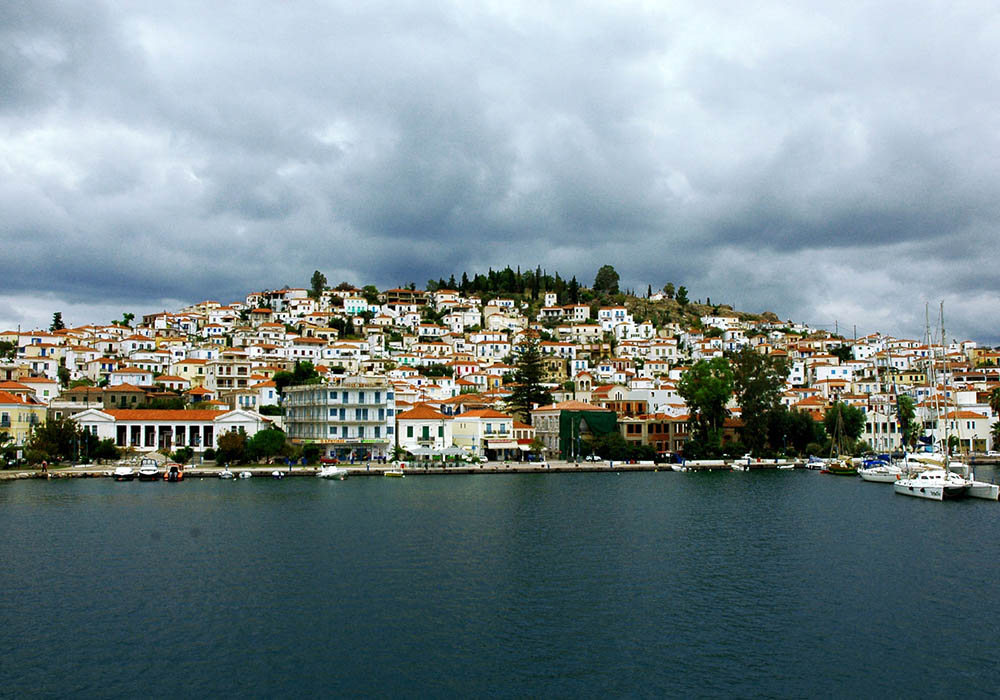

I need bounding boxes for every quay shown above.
[0,459,804,480]
[6,457,998,480]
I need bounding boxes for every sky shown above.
[2,1,999,344]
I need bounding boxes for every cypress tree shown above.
[506,332,552,425]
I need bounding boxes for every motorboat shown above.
[112,465,135,481]
[894,469,970,501]
[238,471,252,479]
[218,468,235,479]
[384,468,405,477]
[271,470,285,479]
[317,465,348,479]
[137,459,160,481]
[163,463,184,482]
[805,456,827,470]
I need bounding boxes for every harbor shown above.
[3,469,999,698]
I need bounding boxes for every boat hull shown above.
[894,482,967,501]
[858,469,901,483]
[967,481,1000,500]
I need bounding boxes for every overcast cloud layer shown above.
[3,1,999,343]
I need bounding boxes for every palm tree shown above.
[989,387,1000,419]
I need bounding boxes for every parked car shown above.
[584,454,602,462]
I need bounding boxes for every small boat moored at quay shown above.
[112,465,135,481]
[238,471,252,479]
[163,463,184,482]
[317,465,348,479]
[137,459,160,481]
[218,468,235,479]
[821,460,857,476]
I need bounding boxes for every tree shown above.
[170,446,194,464]
[677,357,734,446]
[824,402,866,449]
[506,333,552,425]
[568,276,580,304]
[989,387,1000,420]
[26,417,81,462]
[362,285,380,305]
[216,429,247,464]
[93,438,120,463]
[730,347,789,453]
[664,283,675,299]
[247,428,287,462]
[0,340,15,360]
[768,407,824,455]
[50,312,65,331]
[309,270,327,300]
[991,421,1000,451]
[274,361,321,396]
[593,265,620,295]
[830,345,853,363]
[676,286,689,306]
[896,395,920,450]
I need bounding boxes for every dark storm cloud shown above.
[3,1,1000,342]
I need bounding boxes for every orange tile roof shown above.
[533,400,608,412]
[396,404,448,420]
[103,409,231,421]
[457,408,512,419]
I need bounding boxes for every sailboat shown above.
[893,303,998,500]
[858,455,902,483]
[822,400,857,476]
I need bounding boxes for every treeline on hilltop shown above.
[425,266,585,304]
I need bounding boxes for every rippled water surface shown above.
[2,469,999,698]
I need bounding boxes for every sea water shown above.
[2,469,999,698]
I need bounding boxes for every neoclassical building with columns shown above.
[71,408,271,453]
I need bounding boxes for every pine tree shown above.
[50,312,65,331]
[309,270,327,300]
[506,333,552,425]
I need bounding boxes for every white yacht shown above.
[218,468,235,479]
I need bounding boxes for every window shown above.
[438,426,443,438]
[387,409,394,417]
[387,392,394,400]
[358,392,365,404]
[407,426,413,438]
[375,426,380,438]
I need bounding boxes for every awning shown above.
[487,440,518,449]
[518,444,531,451]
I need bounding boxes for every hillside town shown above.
[2,270,999,467]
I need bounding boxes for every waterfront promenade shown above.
[0,459,737,479]
[4,457,999,480]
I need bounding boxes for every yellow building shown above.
[0,390,47,450]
